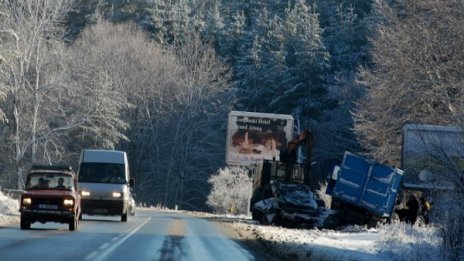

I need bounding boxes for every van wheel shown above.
[121,212,128,222]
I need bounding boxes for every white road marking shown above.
[99,243,109,250]
[84,217,151,261]
[85,251,98,261]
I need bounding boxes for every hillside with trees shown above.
[1,0,463,216]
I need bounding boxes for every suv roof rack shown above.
[31,165,73,171]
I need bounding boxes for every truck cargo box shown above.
[327,152,403,218]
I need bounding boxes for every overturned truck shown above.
[326,152,404,227]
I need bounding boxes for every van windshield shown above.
[78,163,126,184]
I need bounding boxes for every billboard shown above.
[402,124,464,190]
[226,111,294,165]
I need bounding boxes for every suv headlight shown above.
[22,197,32,205]
[112,192,122,198]
[81,190,90,196]
[63,199,74,206]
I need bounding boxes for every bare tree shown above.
[354,1,464,259]
[0,2,132,188]
[72,21,233,209]
[353,0,464,165]
[132,31,231,209]
[160,32,232,209]
[0,0,76,188]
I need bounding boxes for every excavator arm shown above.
[284,129,314,186]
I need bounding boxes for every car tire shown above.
[69,215,78,231]
[121,211,128,222]
[20,216,31,230]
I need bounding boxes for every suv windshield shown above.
[26,173,74,190]
[78,163,126,184]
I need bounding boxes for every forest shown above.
[0,0,463,211]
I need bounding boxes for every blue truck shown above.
[326,151,404,226]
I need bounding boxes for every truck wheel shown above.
[69,216,78,231]
[367,217,379,228]
[121,211,128,222]
[321,210,341,229]
[20,216,31,230]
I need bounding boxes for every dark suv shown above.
[19,165,81,231]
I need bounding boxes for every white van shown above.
[77,149,135,222]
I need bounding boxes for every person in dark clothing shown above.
[405,194,419,224]
[54,177,67,189]
[419,197,431,224]
[395,193,420,224]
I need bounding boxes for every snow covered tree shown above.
[308,0,373,176]
[233,2,332,118]
[316,0,371,72]
[279,1,332,117]
[207,166,252,215]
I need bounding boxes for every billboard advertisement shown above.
[402,124,464,190]
[226,111,294,165]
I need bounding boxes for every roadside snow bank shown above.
[377,222,441,260]
[0,191,19,224]
[230,222,386,260]
[209,213,442,261]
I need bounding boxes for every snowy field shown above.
[0,193,442,261]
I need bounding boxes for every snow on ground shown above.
[0,191,20,224]
[227,221,442,261]
[187,210,442,261]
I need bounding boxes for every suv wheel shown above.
[20,216,31,230]
[69,215,78,231]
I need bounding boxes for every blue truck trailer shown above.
[326,151,404,226]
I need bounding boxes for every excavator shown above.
[249,129,325,227]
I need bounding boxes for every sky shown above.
[0,191,442,261]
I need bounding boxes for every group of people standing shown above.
[395,192,431,225]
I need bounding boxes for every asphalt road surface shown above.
[0,209,259,261]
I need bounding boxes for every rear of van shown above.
[77,149,134,222]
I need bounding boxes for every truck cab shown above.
[77,149,135,222]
